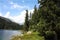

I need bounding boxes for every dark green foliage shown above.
[44,31,57,40]
[24,10,29,31]
[0,16,23,30]
[11,0,60,39]
[31,5,38,25]
[37,0,60,40]
[23,0,60,40]
[29,5,39,31]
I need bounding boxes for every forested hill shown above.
[0,16,23,30]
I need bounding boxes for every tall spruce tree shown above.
[32,5,38,25]
[30,5,38,31]
[24,10,29,31]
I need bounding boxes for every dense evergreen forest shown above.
[0,16,23,30]
[22,0,60,40]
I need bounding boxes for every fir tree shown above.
[30,5,38,31]
[24,10,29,31]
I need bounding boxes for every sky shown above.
[0,0,38,24]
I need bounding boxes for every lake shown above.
[0,30,22,40]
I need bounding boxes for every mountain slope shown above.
[0,16,23,30]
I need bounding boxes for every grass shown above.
[11,31,44,40]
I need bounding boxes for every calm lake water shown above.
[0,30,22,40]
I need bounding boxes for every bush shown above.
[45,30,56,40]
[45,31,55,36]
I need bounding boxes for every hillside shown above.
[0,16,23,30]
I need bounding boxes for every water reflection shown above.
[0,30,22,40]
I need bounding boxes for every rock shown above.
[27,31,32,34]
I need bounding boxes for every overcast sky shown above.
[0,0,38,24]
